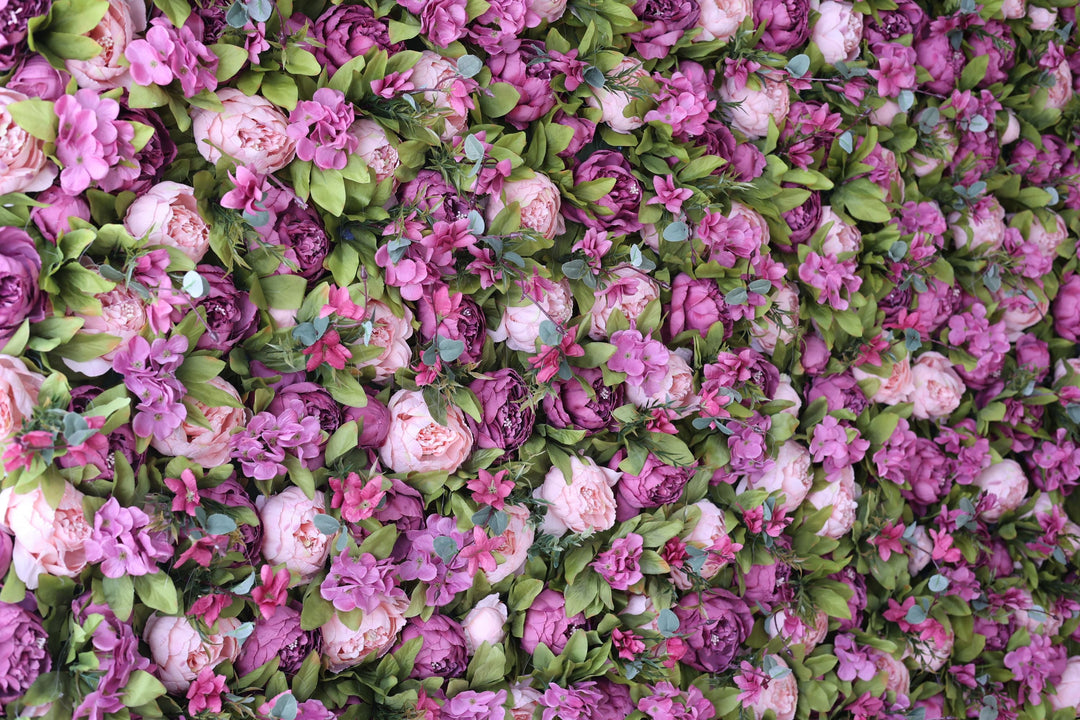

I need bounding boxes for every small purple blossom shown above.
[84,498,172,578]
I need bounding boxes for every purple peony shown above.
[543,367,623,433]
[193,264,259,352]
[398,169,477,222]
[0,602,52,702]
[967,20,1015,87]
[562,152,644,236]
[0,227,45,344]
[201,476,263,563]
[753,0,811,53]
[266,199,331,283]
[628,0,701,59]
[521,589,587,655]
[118,108,178,195]
[235,605,320,676]
[0,0,50,71]
[269,382,343,436]
[674,589,753,673]
[343,393,392,448]
[780,188,822,247]
[418,290,487,364]
[469,368,535,454]
[400,614,469,679]
[697,120,767,182]
[488,41,558,129]
[863,0,927,49]
[614,452,696,520]
[310,4,402,74]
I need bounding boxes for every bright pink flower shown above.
[164,468,201,516]
[287,87,359,171]
[186,668,227,714]
[466,469,515,510]
[371,70,415,98]
[303,329,352,371]
[252,564,291,619]
[647,175,693,214]
[329,472,386,523]
[459,526,505,576]
[221,165,270,215]
[870,521,905,562]
[612,628,646,661]
[189,593,230,626]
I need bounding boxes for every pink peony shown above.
[0,87,56,195]
[695,0,752,41]
[0,354,43,444]
[745,656,798,720]
[975,460,1028,522]
[256,487,334,581]
[744,441,813,514]
[585,57,647,133]
[378,389,474,474]
[534,456,619,535]
[191,88,296,173]
[587,265,661,339]
[349,118,400,185]
[909,351,964,420]
[490,278,574,351]
[806,466,859,539]
[124,181,211,262]
[0,481,91,589]
[486,504,535,583]
[852,356,914,405]
[143,614,240,693]
[65,0,146,89]
[462,594,509,652]
[321,597,409,671]
[719,74,790,139]
[812,0,863,64]
[486,173,565,241]
[150,378,249,467]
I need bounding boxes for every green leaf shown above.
[284,45,321,76]
[103,574,134,621]
[325,421,359,464]
[388,19,421,42]
[122,670,166,708]
[152,0,191,26]
[261,72,299,110]
[212,43,250,82]
[46,0,108,34]
[8,99,57,142]
[309,168,346,216]
[290,651,321,701]
[128,82,171,109]
[508,578,544,611]
[478,82,522,118]
[132,573,179,614]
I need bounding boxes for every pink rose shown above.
[1045,59,1073,110]
[0,482,91,589]
[773,374,802,416]
[124,182,211,262]
[812,0,863,64]
[1027,211,1068,258]
[191,89,296,173]
[746,656,798,720]
[806,466,858,539]
[625,352,696,410]
[995,290,1049,341]
[744,441,813,514]
[695,0,752,41]
[349,119,400,185]
[818,205,862,255]
[586,58,647,133]
[949,196,1006,250]
[486,504,535,583]
[356,300,414,382]
[975,460,1028,522]
[526,0,567,22]
[1027,5,1057,29]
[751,284,799,354]
[410,52,470,140]
[719,74,790,139]
[852,355,914,405]
[510,684,543,720]
[0,354,43,443]
[462,593,508,652]
[379,389,474,474]
[486,173,565,241]
[0,88,57,195]
[64,284,150,377]
[256,487,334,581]
[321,596,408,671]
[534,456,619,535]
[151,378,249,467]
[490,278,574,351]
[907,525,933,575]
[65,0,146,89]
[680,500,734,582]
[1050,657,1080,711]
[765,608,828,649]
[587,264,661,339]
[143,614,241,693]
[909,351,964,420]
[872,650,911,697]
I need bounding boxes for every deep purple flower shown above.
[674,589,753,673]
[310,4,402,74]
[269,382,342,436]
[613,451,696,520]
[863,0,927,49]
[543,366,623,432]
[235,605,320,676]
[488,41,558,129]
[753,0,811,53]
[263,199,330,283]
[398,170,477,222]
[697,120,767,182]
[628,0,701,59]
[780,188,822,248]
[0,0,50,71]
[193,264,259,352]
[399,614,468,679]
[343,393,392,448]
[118,108,178,195]
[806,372,869,414]
[0,227,45,344]
[418,290,487,364]
[521,589,587,655]
[0,602,51,702]
[201,476,262,563]
[468,368,535,454]
[562,152,644,236]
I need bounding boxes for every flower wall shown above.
[0,0,1078,718]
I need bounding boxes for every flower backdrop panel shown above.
[0,0,1079,718]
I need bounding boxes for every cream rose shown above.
[744,441,813,514]
[65,0,147,89]
[0,482,92,589]
[191,89,297,173]
[256,487,334,582]
[150,378,249,467]
[812,1,863,64]
[773,374,802,416]
[143,614,241,693]
[587,264,661,339]
[463,594,509,652]
[719,75,790,139]
[1050,656,1080,711]
[975,460,1028,522]
[349,119,400,185]
[909,351,964,420]
[0,354,44,443]
[486,173,565,241]
[490,278,574,351]
[486,504,535,583]
[124,182,211,262]
[534,456,619,535]
[321,597,408,671]
[806,466,859,539]
[378,389,474,474]
[0,88,57,195]
[586,58,647,133]
[356,300,414,383]
[1045,59,1073,110]
[950,196,1006,251]
[695,0,752,41]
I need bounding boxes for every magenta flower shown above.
[287,87,360,171]
[591,533,644,590]
[466,469,514,510]
[164,468,201,516]
[647,175,693,214]
[252,565,291,619]
[221,165,271,215]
